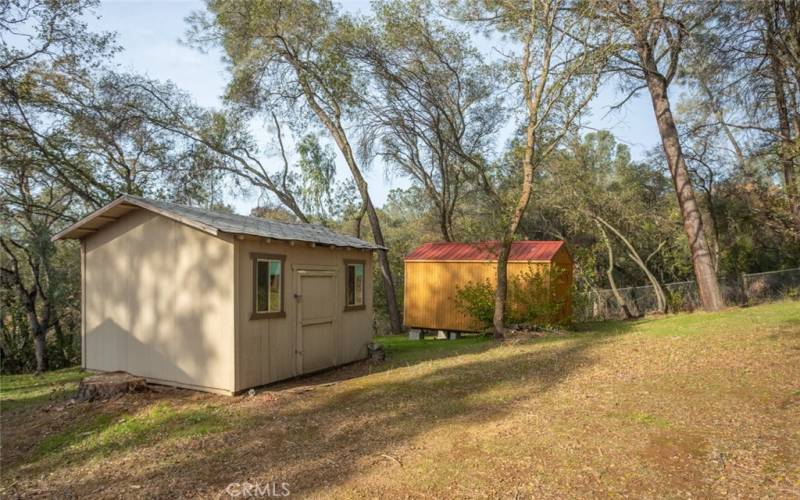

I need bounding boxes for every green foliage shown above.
[296,134,336,215]
[34,402,229,461]
[666,289,691,313]
[455,279,496,328]
[456,266,568,329]
[781,286,800,301]
[508,266,567,325]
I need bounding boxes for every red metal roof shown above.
[405,240,565,262]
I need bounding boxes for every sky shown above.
[89,0,662,215]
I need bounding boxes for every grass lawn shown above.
[1,301,798,498]
[0,367,85,411]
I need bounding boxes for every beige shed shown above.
[53,195,378,395]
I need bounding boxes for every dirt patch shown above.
[642,430,710,488]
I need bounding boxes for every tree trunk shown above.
[291,69,404,334]
[493,118,537,337]
[592,214,668,314]
[644,73,724,312]
[353,202,366,239]
[333,131,402,334]
[32,327,48,374]
[364,197,403,334]
[439,210,453,242]
[770,55,798,199]
[765,2,799,202]
[596,222,635,319]
[492,239,512,338]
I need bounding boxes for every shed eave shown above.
[51,196,220,241]
[219,230,384,251]
[52,194,384,250]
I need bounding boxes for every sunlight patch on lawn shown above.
[33,402,230,466]
[0,367,84,411]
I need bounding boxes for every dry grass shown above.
[1,301,798,498]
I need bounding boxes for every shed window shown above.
[251,253,284,319]
[345,261,364,309]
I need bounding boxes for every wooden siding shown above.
[84,209,236,393]
[81,209,375,395]
[234,239,374,392]
[404,247,573,331]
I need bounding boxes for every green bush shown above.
[456,265,568,329]
[454,279,496,328]
[782,286,800,300]
[508,266,566,325]
[666,288,695,313]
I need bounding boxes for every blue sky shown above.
[90,0,661,214]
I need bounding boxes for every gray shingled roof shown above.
[54,194,382,250]
[130,195,382,250]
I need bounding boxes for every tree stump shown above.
[367,342,386,362]
[76,371,148,401]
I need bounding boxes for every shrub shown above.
[454,279,495,328]
[508,265,567,326]
[666,289,688,312]
[455,265,568,329]
[782,286,800,300]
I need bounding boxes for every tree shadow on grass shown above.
[70,323,639,497]
[263,319,637,394]
[264,334,500,392]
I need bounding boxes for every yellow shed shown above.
[403,241,573,332]
[53,195,378,395]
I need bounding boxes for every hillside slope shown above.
[2,302,798,498]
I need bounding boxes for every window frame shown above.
[250,252,286,320]
[343,259,366,311]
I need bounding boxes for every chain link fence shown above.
[575,268,800,321]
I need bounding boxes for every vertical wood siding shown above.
[84,209,236,393]
[404,247,573,331]
[83,209,376,394]
[234,239,374,392]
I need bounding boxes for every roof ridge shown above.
[124,194,329,230]
[419,240,562,245]
[54,194,382,249]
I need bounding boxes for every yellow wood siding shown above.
[404,253,573,331]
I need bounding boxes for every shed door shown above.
[295,269,338,375]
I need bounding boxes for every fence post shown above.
[740,273,749,305]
